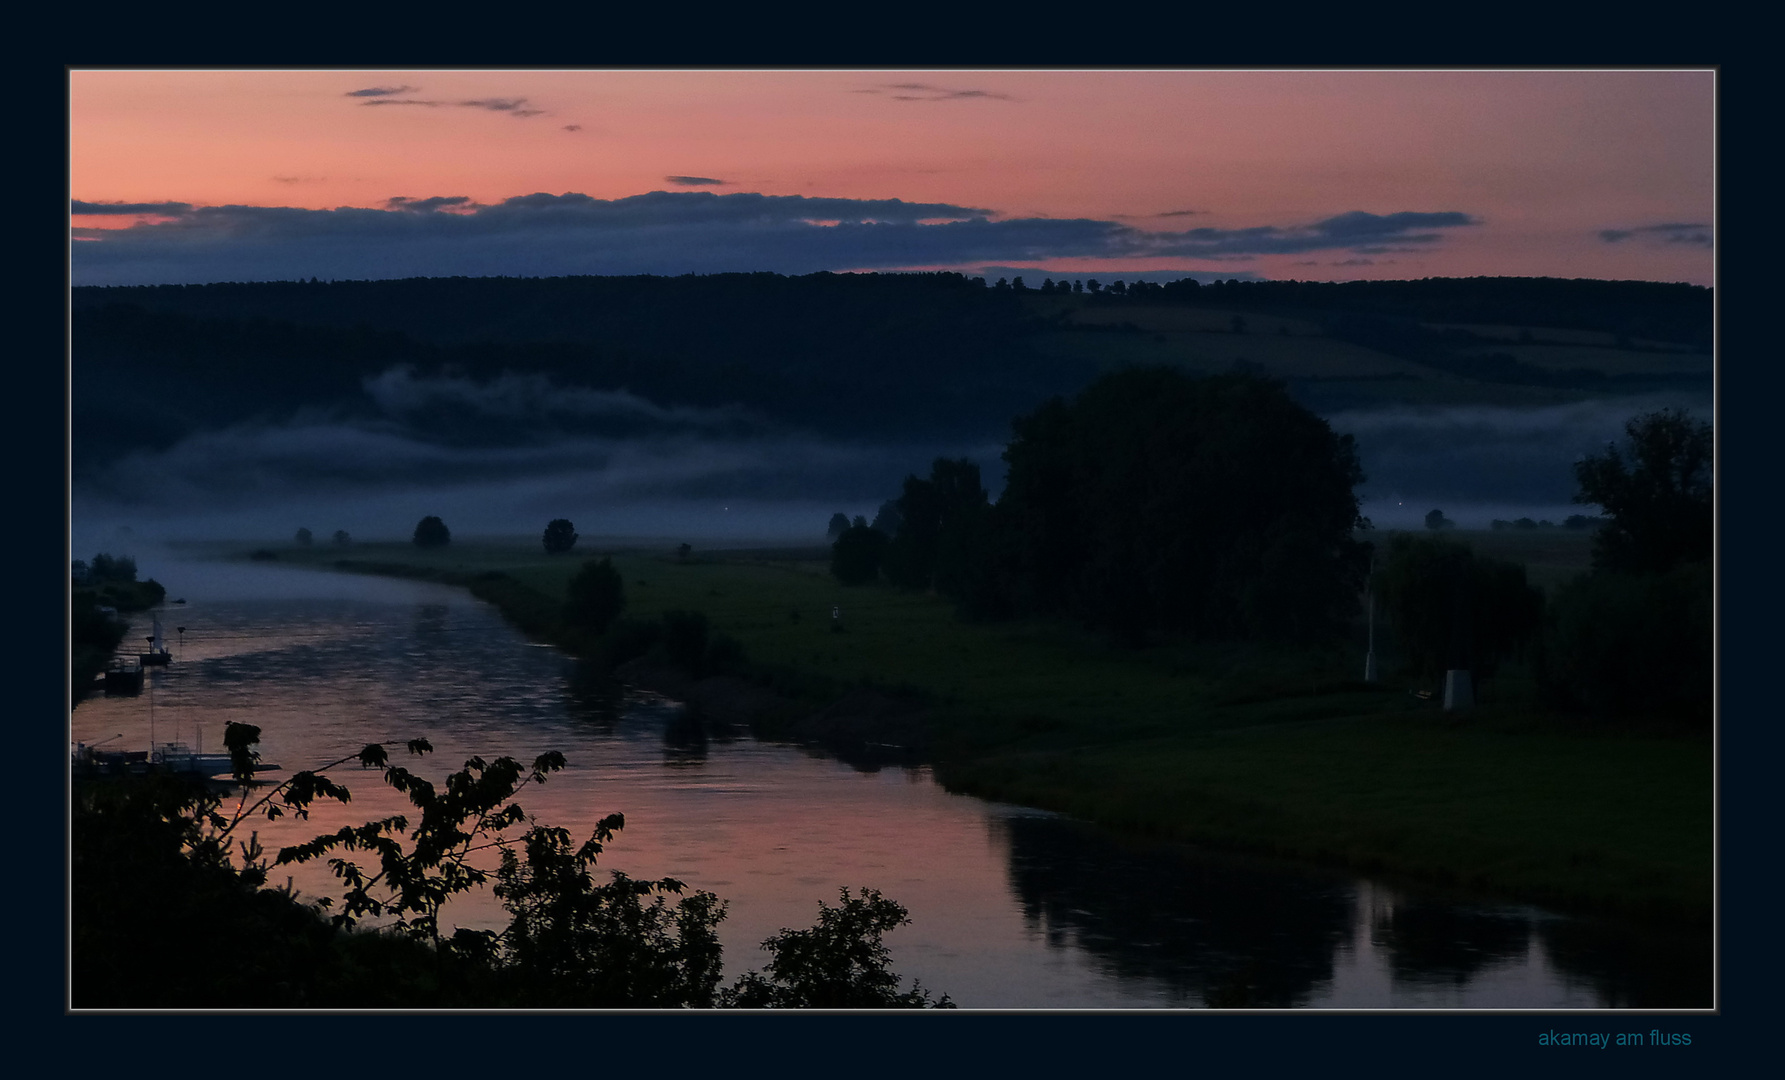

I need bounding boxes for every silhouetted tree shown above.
[869,500,903,536]
[831,524,889,585]
[1538,560,1710,725]
[882,458,989,593]
[827,513,851,542]
[565,557,625,634]
[676,543,693,562]
[88,553,138,583]
[722,889,950,1008]
[1425,509,1455,531]
[1376,534,1543,680]
[543,518,579,555]
[990,369,1369,643]
[333,530,351,546]
[295,527,313,547]
[1573,408,1712,574]
[413,516,451,548]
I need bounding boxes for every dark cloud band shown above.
[70,190,1478,285]
[1599,223,1713,248]
[72,200,193,217]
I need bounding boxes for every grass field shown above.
[268,531,1710,922]
[1018,297,1711,415]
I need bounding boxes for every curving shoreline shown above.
[267,544,1712,925]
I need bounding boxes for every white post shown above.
[1443,669,1474,711]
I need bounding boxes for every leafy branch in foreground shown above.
[723,888,952,1008]
[144,721,948,1008]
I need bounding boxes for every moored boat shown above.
[102,660,144,693]
[139,615,172,666]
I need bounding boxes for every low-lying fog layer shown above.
[72,388,1710,553]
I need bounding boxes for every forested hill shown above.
[72,273,1713,480]
[73,272,1712,347]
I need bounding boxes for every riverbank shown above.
[262,537,1712,923]
[71,577,168,704]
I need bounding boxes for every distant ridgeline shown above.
[72,273,1713,478]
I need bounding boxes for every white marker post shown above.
[1443,669,1473,711]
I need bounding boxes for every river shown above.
[70,557,1711,1009]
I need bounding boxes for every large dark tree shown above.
[869,500,902,536]
[882,459,989,592]
[1375,534,1543,680]
[565,557,626,634]
[413,515,451,548]
[543,518,579,555]
[1573,408,1712,574]
[830,524,889,585]
[989,369,1370,642]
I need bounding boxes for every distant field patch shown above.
[1461,343,1712,377]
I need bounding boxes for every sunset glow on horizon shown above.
[70,68,1715,287]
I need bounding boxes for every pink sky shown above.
[69,69,1714,286]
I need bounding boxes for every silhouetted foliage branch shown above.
[79,725,946,1008]
[722,888,952,1008]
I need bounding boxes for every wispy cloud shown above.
[665,176,725,187]
[70,191,1480,286]
[858,82,1015,102]
[1599,222,1713,248]
[357,94,546,118]
[459,97,543,117]
[344,85,418,97]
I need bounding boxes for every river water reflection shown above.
[71,559,1710,1008]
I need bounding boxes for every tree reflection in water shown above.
[996,813,1712,1008]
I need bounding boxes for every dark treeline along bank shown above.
[831,369,1371,644]
[828,376,1711,728]
[72,272,1712,482]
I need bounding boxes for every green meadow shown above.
[269,529,1711,923]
